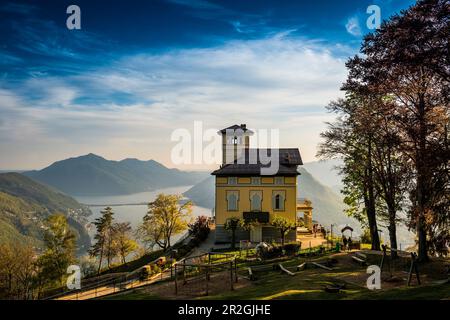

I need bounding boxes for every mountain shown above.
[24,153,209,196]
[183,167,360,231]
[0,172,91,253]
[302,159,343,191]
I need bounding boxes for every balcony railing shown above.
[243,211,270,223]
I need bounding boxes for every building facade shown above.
[212,124,311,244]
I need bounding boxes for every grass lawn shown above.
[99,251,450,300]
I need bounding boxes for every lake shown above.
[75,185,212,244]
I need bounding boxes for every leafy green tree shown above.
[239,219,254,255]
[0,243,37,300]
[112,222,138,264]
[137,216,165,252]
[36,214,76,290]
[239,219,255,233]
[188,216,210,241]
[139,194,193,251]
[224,217,240,250]
[270,215,296,246]
[89,207,114,274]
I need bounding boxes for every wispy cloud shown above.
[345,16,362,37]
[0,32,347,169]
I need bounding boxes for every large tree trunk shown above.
[417,215,428,262]
[416,96,429,262]
[367,140,381,251]
[97,249,103,275]
[388,207,398,259]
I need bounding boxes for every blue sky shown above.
[0,0,416,169]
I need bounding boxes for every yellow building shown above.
[212,124,312,244]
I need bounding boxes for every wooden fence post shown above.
[205,267,209,296]
[183,259,187,285]
[234,259,238,283]
[174,264,178,294]
[230,261,234,290]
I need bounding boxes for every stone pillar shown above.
[304,211,313,231]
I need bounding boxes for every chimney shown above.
[240,124,246,130]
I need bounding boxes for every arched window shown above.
[275,194,281,209]
[251,193,262,211]
[273,192,285,210]
[227,192,238,211]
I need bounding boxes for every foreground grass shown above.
[100,252,450,301]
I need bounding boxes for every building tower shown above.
[218,124,254,165]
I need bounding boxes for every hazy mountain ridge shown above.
[302,159,343,190]
[0,172,91,253]
[24,153,209,196]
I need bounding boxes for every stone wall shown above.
[215,225,296,244]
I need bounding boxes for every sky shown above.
[0,0,416,170]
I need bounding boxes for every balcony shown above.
[243,211,270,223]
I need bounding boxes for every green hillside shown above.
[0,172,92,253]
[183,168,359,231]
[24,153,208,196]
[0,192,43,246]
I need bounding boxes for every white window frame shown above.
[272,191,286,211]
[227,191,239,211]
[228,177,238,185]
[250,190,262,212]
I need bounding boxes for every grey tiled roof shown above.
[211,148,302,176]
[219,124,254,134]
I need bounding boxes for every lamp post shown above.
[330,223,337,240]
[330,223,337,247]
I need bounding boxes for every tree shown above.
[239,219,255,233]
[139,194,193,251]
[239,219,255,255]
[370,100,408,258]
[343,0,449,261]
[270,216,296,246]
[36,214,77,290]
[188,216,210,242]
[14,244,36,300]
[78,255,97,278]
[224,217,240,250]
[137,216,165,252]
[112,222,138,264]
[0,243,37,300]
[89,207,114,274]
[318,97,382,250]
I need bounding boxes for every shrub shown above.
[189,216,210,242]
[283,243,301,256]
[257,243,283,260]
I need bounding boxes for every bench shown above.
[351,252,368,266]
[248,267,256,281]
[278,264,295,276]
[296,262,307,271]
[247,264,274,281]
[311,262,333,271]
[355,252,367,260]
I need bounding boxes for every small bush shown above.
[189,216,210,242]
[257,243,283,260]
[283,243,301,256]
